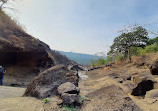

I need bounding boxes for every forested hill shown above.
[57,51,100,65]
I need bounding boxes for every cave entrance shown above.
[0,51,53,87]
[131,80,154,96]
[0,51,48,67]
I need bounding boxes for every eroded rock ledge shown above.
[24,65,79,99]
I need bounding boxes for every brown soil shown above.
[80,53,158,111]
[79,69,141,111]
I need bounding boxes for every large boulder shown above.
[57,82,80,106]
[58,82,80,95]
[131,73,152,85]
[150,61,158,75]
[61,93,79,105]
[131,80,154,96]
[24,65,79,99]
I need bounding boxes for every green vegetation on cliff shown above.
[91,25,158,66]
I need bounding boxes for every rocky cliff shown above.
[0,11,74,86]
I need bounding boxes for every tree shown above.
[147,37,158,45]
[108,25,149,60]
[0,0,16,11]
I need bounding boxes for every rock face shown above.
[0,11,74,86]
[68,65,83,71]
[150,61,158,75]
[24,65,79,99]
[58,82,80,95]
[57,82,80,106]
[61,93,79,105]
[131,80,154,96]
[145,89,158,98]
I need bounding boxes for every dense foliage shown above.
[147,37,158,45]
[108,26,149,60]
[90,25,158,66]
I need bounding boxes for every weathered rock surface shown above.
[131,73,152,85]
[0,11,74,86]
[145,89,158,98]
[58,82,80,95]
[24,65,79,99]
[150,61,158,75]
[61,93,79,105]
[131,80,154,96]
[58,82,80,106]
[68,65,83,71]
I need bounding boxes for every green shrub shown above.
[130,44,158,56]
[90,44,158,66]
[147,37,158,45]
[130,46,143,56]
[114,53,124,61]
[97,58,106,65]
[78,96,85,104]
[90,57,112,66]
[43,98,49,104]
[143,44,158,53]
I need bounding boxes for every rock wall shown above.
[0,11,75,86]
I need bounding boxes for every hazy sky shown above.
[5,0,158,54]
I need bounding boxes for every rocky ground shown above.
[79,69,141,111]
[0,53,158,111]
[79,53,158,111]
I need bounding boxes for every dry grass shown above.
[131,53,158,65]
[0,10,25,32]
[103,67,110,71]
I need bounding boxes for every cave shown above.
[0,51,52,67]
[0,51,54,87]
[131,80,154,96]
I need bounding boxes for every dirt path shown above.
[0,86,26,99]
[0,86,43,111]
[0,86,44,111]
[0,86,62,111]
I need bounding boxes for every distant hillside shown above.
[57,51,100,65]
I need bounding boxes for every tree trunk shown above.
[124,50,128,60]
[0,2,5,10]
[128,48,131,62]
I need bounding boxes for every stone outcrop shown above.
[61,93,79,105]
[0,11,74,86]
[131,73,152,86]
[130,60,158,96]
[68,65,84,71]
[24,65,79,99]
[57,82,80,106]
[150,61,158,75]
[58,82,80,95]
[131,80,154,96]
